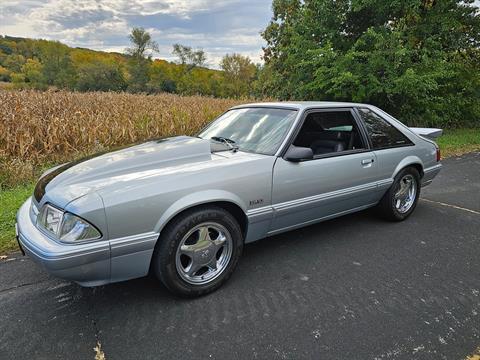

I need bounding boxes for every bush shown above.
[260,0,480,128]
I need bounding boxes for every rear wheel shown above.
[153,206,243,297]
[377,167,421,221]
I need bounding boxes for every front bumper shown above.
[16,197,111,286]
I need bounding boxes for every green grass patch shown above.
[438,128,480,158]
[0,183,34,254]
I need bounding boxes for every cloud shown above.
[0,0,272,67]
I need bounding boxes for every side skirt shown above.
[266,202,378,237]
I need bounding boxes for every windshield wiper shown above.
[211,136,239,152]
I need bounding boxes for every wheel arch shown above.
[153,190,249,240]
[392,156,424,179]
[409,163,424,178]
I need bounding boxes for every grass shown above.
[437,128,480,158]
[0,183,34,254]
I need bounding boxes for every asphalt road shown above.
[1,153,479,360]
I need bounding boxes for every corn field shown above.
[0,90,243,187]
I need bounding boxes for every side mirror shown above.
[284,145,314,162]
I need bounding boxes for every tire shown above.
[377,166,421,221]
[152,206,243,297]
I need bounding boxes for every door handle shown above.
[361,159,374,165]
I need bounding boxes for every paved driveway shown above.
[1,153,479,360]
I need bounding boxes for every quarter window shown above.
[358,108,412,149]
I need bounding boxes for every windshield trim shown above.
[230,104,301,111]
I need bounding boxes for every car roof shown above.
[231,101,374,111]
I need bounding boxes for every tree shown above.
[10,72,25,84]
[220,53,257,97]
[0,65,10,81]
[21,58,45,87]
[2,54,25,73]
[148,60,178,93]
[175,67,223,96]
[261,0,480,127]
[76,60,126,92]
[125,27,158,93]
[0,42,13,55]
[38,41,76,88]
[127,58,151,92]
[171,44,209,96]
[172,44,206,70]
[126,27,159,59]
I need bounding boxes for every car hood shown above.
[34,136,217,208]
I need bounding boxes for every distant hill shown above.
[0,35,255,98]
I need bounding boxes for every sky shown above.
[2,1,478,69]
[0,0,273,68]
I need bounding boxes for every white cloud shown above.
[0,0,271,68]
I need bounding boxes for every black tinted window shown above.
[358,108,412,149]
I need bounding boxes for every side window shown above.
[293,110,365,156]
[358,108,412,149]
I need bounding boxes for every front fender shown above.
[153,190,248,234]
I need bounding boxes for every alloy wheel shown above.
[394,174,417,213]
[175,222,233,285]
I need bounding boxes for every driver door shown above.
[269,108,381,234]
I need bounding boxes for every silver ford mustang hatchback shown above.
[16,102,442,297]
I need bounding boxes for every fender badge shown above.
[249,199,264,206]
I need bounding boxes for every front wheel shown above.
[152,206,243,297]
[377,167,421,221]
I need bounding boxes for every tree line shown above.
[1,0,479,127]
[258,0,480,128]
[0,30,258,98]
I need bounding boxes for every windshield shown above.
[198,107,298,155]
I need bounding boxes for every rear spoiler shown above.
[409,127,443,140]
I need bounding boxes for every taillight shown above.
[436,146,441,162]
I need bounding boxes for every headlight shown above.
[37,204,101,243]
[38,204,63,235]
[59,212,101,243]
